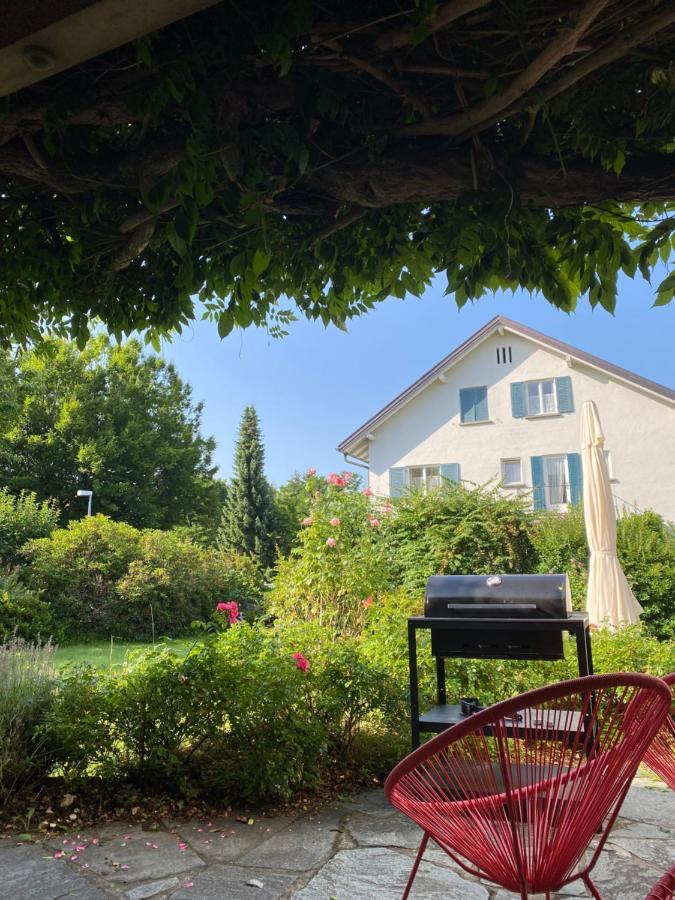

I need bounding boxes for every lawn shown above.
[53,636,198,669]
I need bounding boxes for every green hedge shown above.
[21,515,265,640]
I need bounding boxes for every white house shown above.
[337,316,675,522]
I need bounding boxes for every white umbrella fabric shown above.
[581,400,642,627]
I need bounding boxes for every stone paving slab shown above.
[236,804,344,871]
[0,782,673,899]
[0,842,109,899]
[169,865,296,899]
[295,847,489,899]
[171,814,297,865]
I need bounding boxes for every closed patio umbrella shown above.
[582,400,642,627]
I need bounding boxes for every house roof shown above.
[337,315,675,461]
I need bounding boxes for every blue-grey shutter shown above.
[511,382,526,418]
[440,463,460,483]
[475,386,488,421]
[556,376,574,413]
[531,456,545,509]
[389,467,407,498]
[460,388,474,423]
[567,453,582,505]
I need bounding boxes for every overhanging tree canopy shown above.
[2,0,674,347]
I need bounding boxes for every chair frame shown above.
[642,672,675,790]
[385,673,672,900]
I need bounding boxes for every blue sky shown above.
[160,272,675,486]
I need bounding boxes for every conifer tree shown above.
[219,406,275,569]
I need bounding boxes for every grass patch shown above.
[53,637,198,670]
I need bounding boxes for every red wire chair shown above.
[646,864,675,900]
[642,673,675,790]
[385,673,672,900]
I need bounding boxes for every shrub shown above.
[385,482,535,595]
[115,531,265,638]
[268,472,393,634]
[0,571,53,641]
[0,489,59,567]
[21,515,141,639]
[617,512,675,640]
[46,621,396,803]
[531,506,675,638]
[530,505,588,607]
[20,516,265,640]
[0,635,57,801]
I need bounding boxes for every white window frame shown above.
[500,458,523,486]
[407,464,442,493]
[604,449,617,481]
[525,378,558,417]
[542,454,571,510]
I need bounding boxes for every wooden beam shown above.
[0,0,222,98]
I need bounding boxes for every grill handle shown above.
[445,603,538,612]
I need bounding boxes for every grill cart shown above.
[408,574,593,748]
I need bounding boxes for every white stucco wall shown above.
[367,333,675,522]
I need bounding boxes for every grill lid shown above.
[424,574,572,619]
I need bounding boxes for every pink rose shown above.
[330,517,341,527]
[326,537,337,548]
[362,488,373,497]
[292,652,309,672]
[327,473,346,487]
[369,518,381,529]
[302,516,313,526]
[382,503,393,516]
[216,600,239,625]
[306,468,317,477]
[362,596,373,608]
[342,471,354,482]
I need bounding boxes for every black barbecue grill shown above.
[407,573,593,748]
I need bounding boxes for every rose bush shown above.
[267,471,393,634]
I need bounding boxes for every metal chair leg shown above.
[582,872,603,899]
[402,831,430,900]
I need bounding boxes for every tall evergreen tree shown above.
[219,406,275,569]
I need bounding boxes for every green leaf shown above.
[252,249,271,278]
[217,310,235,337]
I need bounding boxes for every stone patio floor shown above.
[1,778,672,899]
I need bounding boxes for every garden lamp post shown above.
[77,489,93,516]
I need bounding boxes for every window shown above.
[408,465,441,492]
[501,458,522,485]
[460,386,489,423]
[526,379,557,416]
[543,455,570,508]
[604,449,615,480]
[496,346,512,364]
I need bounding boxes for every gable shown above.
[338,316,675,461]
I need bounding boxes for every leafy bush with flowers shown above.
[267,471,394,634]
[45,619,398,802]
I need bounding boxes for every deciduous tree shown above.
[0,337,219,529]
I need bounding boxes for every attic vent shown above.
[496,346,512,364]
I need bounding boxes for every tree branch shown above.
[452,1,675,142]
[375,0,491,51]
[309,207,367,244]
[307,144,675,209]
[400,0,610,137]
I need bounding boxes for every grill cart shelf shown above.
[408,612,593,749]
